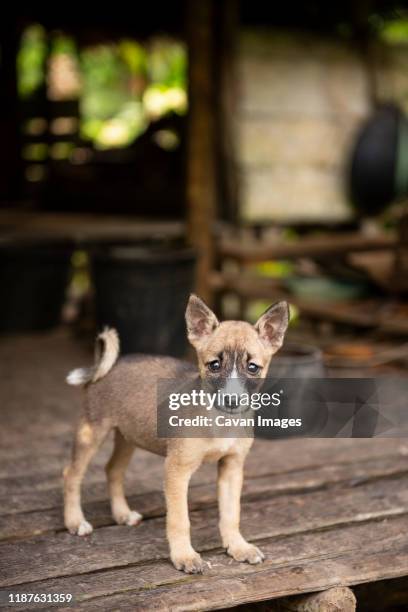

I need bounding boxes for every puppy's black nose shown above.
[224,395,239,408]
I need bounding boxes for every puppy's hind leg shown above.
[64,418,110,536]
[106,429,142,527]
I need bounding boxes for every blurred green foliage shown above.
[18,25,187,149]
[255,260,294,278]
[17,24,47,98]
[148,38,186,87]
[51,33,77,56]
[380,17,408,43]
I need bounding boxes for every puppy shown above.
[64,294,289,573]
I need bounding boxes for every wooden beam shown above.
[0,210,184,243]
[186,0,217,303]
[220,232,397,263]
[272,587,356,611]
[210,271,408,336]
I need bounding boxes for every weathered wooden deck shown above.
[1,332,408,610]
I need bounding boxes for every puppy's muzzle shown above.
[223,395,240,409]
[217,393,249,414]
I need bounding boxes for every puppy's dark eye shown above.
[208,359,221,372]
[247,362,260,374]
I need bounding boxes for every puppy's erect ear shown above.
[254,301,289,352]
[186,294,219,347]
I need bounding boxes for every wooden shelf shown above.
[220,231,397,262]
[211,270,408,336]
[0,210,185,244]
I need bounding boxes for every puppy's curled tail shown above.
[66,327,120,386]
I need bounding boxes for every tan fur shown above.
[194,321,274,379]
[78,423,93,445]
[63,295,289,573]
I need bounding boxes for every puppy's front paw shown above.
[114,509,143,527]
[171,549,205,574]
[67,519,93,536]
[227,542,265,564]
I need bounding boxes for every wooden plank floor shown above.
[1,331,408,610]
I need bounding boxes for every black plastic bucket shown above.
[349,103,408,215]
[92,241,196,356]
[0,239,73,332]
[259,343,326,438]
[267,343,325,379]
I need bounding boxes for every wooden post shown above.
[393,211,408,293]
[283,587,356,611]
[215,0,239,223]
[186,0,217,304]
[266,587,357,611]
